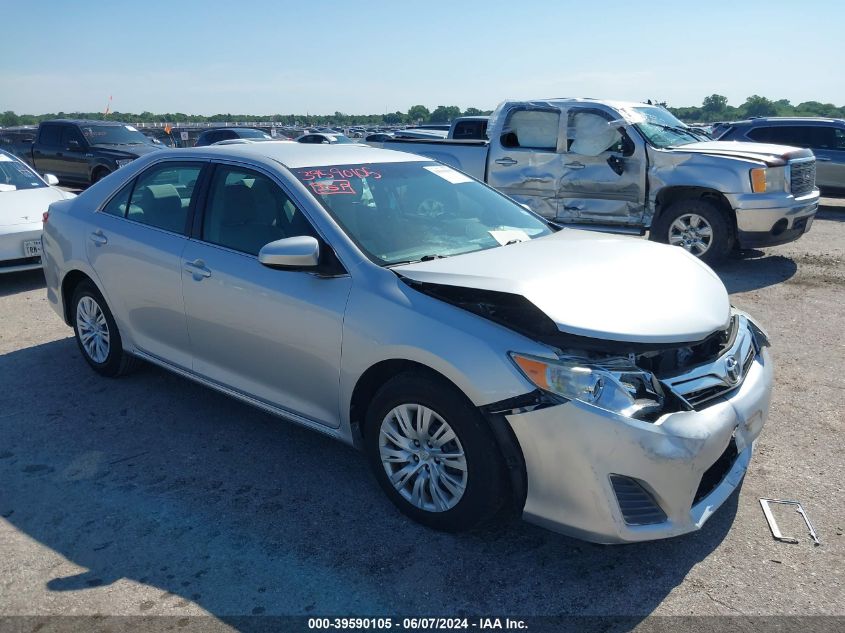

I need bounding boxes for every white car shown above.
[0,150,75,273]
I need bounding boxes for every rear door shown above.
[180,162,351,427]
[557,106,647,226]
[808,126,845,189]
[486,105,565,220]
[86,160,205,369]
[32,124,64,177]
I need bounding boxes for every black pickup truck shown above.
[22,119,164,186]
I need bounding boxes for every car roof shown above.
[159,142,427,169]
[199,127,266,134]
[43,119,132,126]
[732,117,845,126]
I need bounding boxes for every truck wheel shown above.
[364,372,507,532]
[651,198,734,264]
[91,168,111,184]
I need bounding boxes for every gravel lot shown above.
[0,198,843,630]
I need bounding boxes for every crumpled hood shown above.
[674,140,814,166]
[397,230,731,344]
[0,186,73,226]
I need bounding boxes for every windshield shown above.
[80,124,149,146]
[294,162,553,265]
[0,153,46,191]
[629,106,706,148]
[329,135,353,144]
[238,129,272,139]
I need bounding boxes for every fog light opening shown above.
[771,218,788,236]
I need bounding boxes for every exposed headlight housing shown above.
[115,158,133,169]
[750,166,787,193]
[510,353,665,420]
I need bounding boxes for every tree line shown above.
[0,105,490,127]
[2,95,843,128]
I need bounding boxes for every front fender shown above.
[339,268,549,430]
[648,148,757,204]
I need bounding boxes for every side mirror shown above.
[44,174,60,186]
[67,140,84,151]
[258,236,320,269]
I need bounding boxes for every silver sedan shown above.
[41,143,773,543]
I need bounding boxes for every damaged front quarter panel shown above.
[398,272,773,543]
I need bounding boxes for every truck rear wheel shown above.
[651,198,734,264]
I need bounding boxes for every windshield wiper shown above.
[647,123,702,143]
[387,254,449,267]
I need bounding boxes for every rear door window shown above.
[125,162,203,233]
[500,109,560,150]
[38,125,62,147]
[748,126,813,147]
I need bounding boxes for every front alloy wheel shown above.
[651,198,734,264]
[365,372,508,531]
[379,403,468,512]
[668,213,713,257]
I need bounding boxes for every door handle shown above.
[495,157,518,166]
[184,259,212,279]
[89,230,108,246]
[565,162,586,169]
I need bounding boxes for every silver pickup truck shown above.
[370,99,819,263]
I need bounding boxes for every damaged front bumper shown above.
[729,189,819,248]
[505,321,773,544]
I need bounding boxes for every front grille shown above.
[790,159,816,196]
[610,475,667,525]
[693,438,739,505]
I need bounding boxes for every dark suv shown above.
[718,118,845,191]
[194,128,272,146]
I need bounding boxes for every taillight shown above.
[42,211,49,224]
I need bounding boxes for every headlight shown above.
[750,166,787,193]
[510,353,664,419]
[115,159,133,168]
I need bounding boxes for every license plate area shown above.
[23,239,42,257]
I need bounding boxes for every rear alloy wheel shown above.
[72,281,137,377]
[651,198,734,264]
[365,372,507,531]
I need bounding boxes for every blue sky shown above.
[2,0,843,115]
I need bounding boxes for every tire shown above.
[91,168,111,184]
[364,371,507,531]
[650,198,734,264]
[71,280,137,377]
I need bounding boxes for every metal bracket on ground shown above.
[759,498,820,545]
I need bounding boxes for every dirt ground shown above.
[0,198,842,631]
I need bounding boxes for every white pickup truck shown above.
[369,98,819,263]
